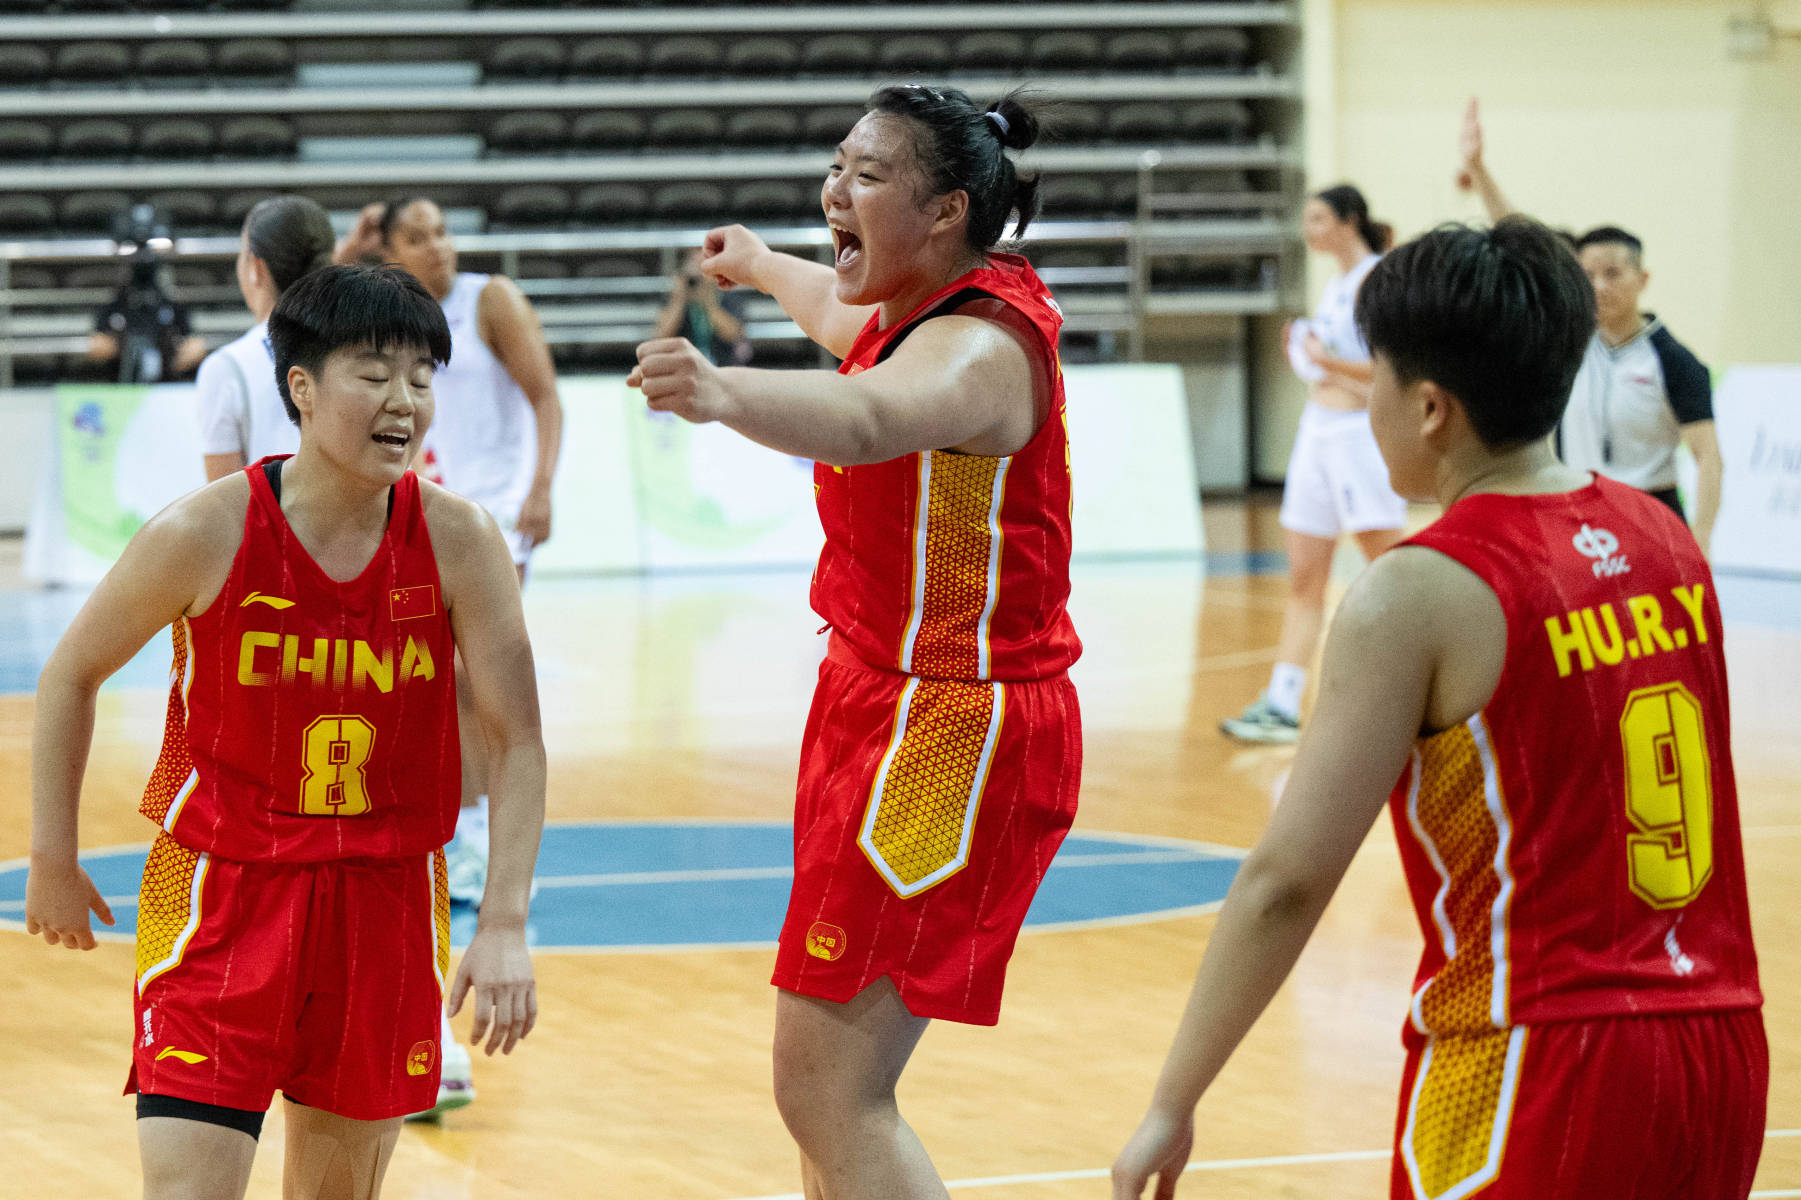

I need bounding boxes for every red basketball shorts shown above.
[772,653,1081,1025]
[127,833,451,1121]
[1391,1009,1767,1200]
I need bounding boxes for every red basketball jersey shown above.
[1390,475,1760,1037]
[811,253,1080,682]
[139,458,459,861]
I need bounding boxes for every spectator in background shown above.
[198,195,336,482]
[656,248,752,366]
[88,253,208,384]
[1456,99,1723,553]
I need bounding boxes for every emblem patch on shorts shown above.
[406,1040,437,1077]
[805,922,847,962]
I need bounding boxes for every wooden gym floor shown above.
[3,499,1797,1198]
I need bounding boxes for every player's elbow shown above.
[1234,847,1332,927]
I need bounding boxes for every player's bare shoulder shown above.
[417,478,511,590]
[134,470,252,616]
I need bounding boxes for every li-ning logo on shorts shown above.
[406,1040,437,1077]
[805,922,847,962]
[156,1046,208,1065]
[1573,524,1630,578]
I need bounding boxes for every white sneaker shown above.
[445,837,487,907]
[406,1023,474,1122]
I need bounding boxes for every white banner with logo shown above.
[22,364,1201,585]
[1710,365,1801,578]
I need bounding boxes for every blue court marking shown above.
[0,820,1243,952]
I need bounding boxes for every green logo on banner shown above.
[57,384,150,560]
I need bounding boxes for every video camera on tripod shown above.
[97,203,185,384]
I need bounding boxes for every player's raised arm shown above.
[1113,548,1487,1197]
[699,224,876,359]
[429,487,546,1056]
[27,486,239,949]
[629,302,1046,466]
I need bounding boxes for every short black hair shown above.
[1575,225,1643,267]
[866,85,1042,251]
[267,264,452,425]
[1355,217,1595,449]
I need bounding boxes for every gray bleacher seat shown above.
[219,116,296,157]
[1105,31,1176,72]
[58,119,134,158]
[1051,102,1104,142]
[0,45,51,85]
[1179,100,1252,143]
[170,263,221,289]
[1029,31,1102,71]
[723,109,801,147]
[801,35,875,75]
[953,31,1028,71]
[493,185,571,226]
[140,119,217,159]
[7,265,57,291]
[569,38,641,78]
[575,256,651,278]
[55,42,133,82]
[1106,102,1176,142]
[489,112,569,154]
[62,0,134,14]
[1033,247,1110,271]
[648,36,722,76]
[0,195,54,234]
[60,190,133,232]
[801,106,865,146]
[215,39,294,78]
[516,256,571,279]
[574,183,650,222]
[487,38,567,80]
[65,263,124,289]
[219,0,296,10]
[649,181,726,221]
[878,34,950,75]
[646,109,724,148]
[729,180,806,217]
[570,110,645,151]
[1178,28,1253,70]
[137,40,212,80]
[1037,175,1107,214]
[0,120,52,160]
[149,190,218,230]
[725,37,800,77]
[220,190,279,227]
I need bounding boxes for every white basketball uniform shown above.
[424,273,540,565]
[195,321,300,467]
[1278,253,1409,539]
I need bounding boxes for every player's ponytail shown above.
[243,195,336,297]
[867,84,1044,251]
[1315,184,1392,254]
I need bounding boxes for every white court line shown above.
[722,1134,1801,1200]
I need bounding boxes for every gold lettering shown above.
[237,631,279,688]
[1672,584,1710,645]
[1580,604,1628,667]
[280,635,330,687]
[1546,610,1595,678]
[1627,595,1676,656]
[352,640,394,693]
[400,636,435,684]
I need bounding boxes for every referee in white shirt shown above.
[1560,226,1722,555]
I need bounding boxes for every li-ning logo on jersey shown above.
[1573,524,1630,578]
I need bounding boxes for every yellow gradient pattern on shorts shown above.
[1407,1029,1524,1200]
[432,848,451,987]
[140,622,194,826]
[1412,721,1510,1034]
[905,451,1006,679]
[135,834,202,984]
[863,679,1000,893]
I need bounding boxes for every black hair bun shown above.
[989,92,1040,152]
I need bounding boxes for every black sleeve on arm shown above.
[1649,326,1713,425]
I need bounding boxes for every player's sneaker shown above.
[1220,694,1301,745]
[406,1025,474,1121]
[445,837,487,907]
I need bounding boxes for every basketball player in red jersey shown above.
[24,264,544,1200]
[1113,218,1764,1199]
[631,86,1077,1197]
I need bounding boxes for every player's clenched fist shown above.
[628,337,733,425]
[699,224,770,291]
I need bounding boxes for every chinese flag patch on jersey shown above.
[390,585,437,623]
